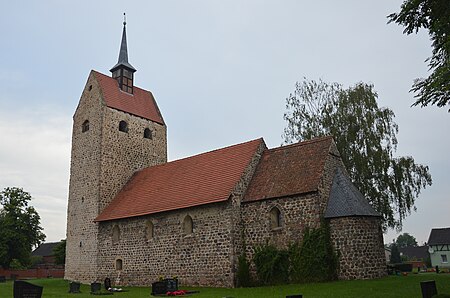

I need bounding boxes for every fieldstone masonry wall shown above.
[65,71,167,283]
[329,217,387,279]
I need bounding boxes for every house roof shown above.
[428,227,450,245]
[324,168,380,218]
[243,136,333,202]
[93,71,164,125]
[31,242,62,257]
[399,246,429,261]
[95,138,264,222]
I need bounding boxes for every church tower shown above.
[65,16,167,283]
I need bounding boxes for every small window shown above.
[146,221,154,240]
[183,215,193,235]
[442,255,448,263]
[82,120,89,133]
[112,225,120,244]
[144,128,152,139]
[119,121,128,133]
[115,259,123,270]
[270,207,282,229]
[88,85,92,91]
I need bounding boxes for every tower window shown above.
[144,128,152,139]
[115,259,123,270]
[183,215,193,235]
[82,120,89,133]
[270,207,282,229]
[119,121,128,133]
[112,225,120,244]
[146,221,154,240]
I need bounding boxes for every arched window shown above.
[183,215,193,235]
[146,221,154,240]
[82,120,89,133]
[112,225,120,244]
[115,259,123,271]
[143,128,152,139]
[270,207,282,229]
[119,121,128,133]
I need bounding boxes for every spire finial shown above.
[123,13,126,26]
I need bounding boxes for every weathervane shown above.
[123,12,126,26]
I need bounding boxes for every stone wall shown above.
[328,216,386,280]
[65,72,104,282]
[65,71,167,283]
[97,202,235,287]
[241,193,322,265]
[98,106,167,212]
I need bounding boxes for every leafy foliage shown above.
[53,239,66,265]
[390,243,402,264]
[9,259,26,270]
[388,0,450,110]
[395,233,418,248]
[289,223,338,283]
[236,253,252,287]
[253,244,289,285]
[0,187,46,268]
[283,79,432,230]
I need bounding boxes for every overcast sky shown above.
[0,1,448,244]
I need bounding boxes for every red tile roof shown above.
[243,136,333,202]
[95,138,264,222]
[93,70,164,125]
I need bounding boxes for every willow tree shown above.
[283,78,432,230]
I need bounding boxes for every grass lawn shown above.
[0,274,449,297]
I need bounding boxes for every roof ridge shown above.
[143,138,264,172]
[269,135,333,152]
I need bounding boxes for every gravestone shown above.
[151,281,166,295]
[104,278,112,290]
[91,282,101,293]
[420,280,437,298]
[13,280,43,298]
[0,276,6,283]
[69,282,81,293]
[286,295,303,298]
[165,278,178,292]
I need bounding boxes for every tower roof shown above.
[93,70,164,124]
[110,15,136,73]
[324,168,380,218]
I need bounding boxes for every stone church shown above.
[65,21,386,287]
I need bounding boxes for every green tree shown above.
[395,233,418,248]
[283,79,432,230]
[390,243,402,264]
[0,187,46,268]
[388,0,450,110]
[53,239,66,265]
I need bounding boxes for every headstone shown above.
[165,278,178,292]
[151,281,167,295]
[420,280,437,298]
[69,282,81,293]
[91,282,101,293]
[286,295,303,298]
[13,280,43,298]
[0,276,6,283]
[104,278,112,290]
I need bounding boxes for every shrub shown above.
[236,253,251,287]
[290,223,338,283]
[253,244,289,285]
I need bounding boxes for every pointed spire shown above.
[110,13,136,73]
[110,13,136,94]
